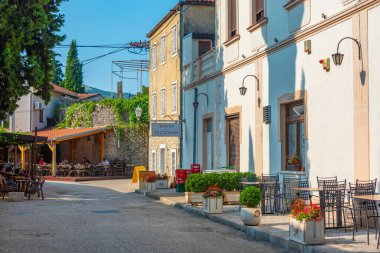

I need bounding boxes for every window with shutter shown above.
[152,151,156,172]
[161,89,166,116]
[253,0,265,24]
[152,93,157,119]
[171,149,177,176]
[171,26,177,56]
[228,0,238,39]
[161,36,166,64]
[171,82,177,113]
[152,44,157,70]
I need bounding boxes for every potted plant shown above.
[202,184,224,214]
[287,154,301,171]
[239,186,262,226]
[155,173,169,189]
[289,199,324,245]
[145,174,156,192]
[185,173,209,205]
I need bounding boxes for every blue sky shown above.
[55,0,179,94]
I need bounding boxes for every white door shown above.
[160,148,165,175]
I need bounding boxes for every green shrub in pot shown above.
[239,186,261,208]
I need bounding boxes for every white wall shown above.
[368,5,380,189]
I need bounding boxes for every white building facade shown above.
[182,0,380,187]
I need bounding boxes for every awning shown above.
[0,132,48,146]
[36,126,111,143]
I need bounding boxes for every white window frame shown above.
[171,149,177,176]
[152,43,157,71]
[161,88,166,117]
[152,92,157,120]
[151,150,157,172]
[161,35,166,65]
[171,81,177,114]
[171,25,177,57]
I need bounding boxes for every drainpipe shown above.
[179,1,184,168]
[193,88,198,164]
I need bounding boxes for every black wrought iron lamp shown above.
[239,74,260,96]
[332,37,362,66]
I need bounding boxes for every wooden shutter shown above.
[161,36,166,63]
[254,0,264,23]
[171,82,177,113]
[228,116,240,172]
[161,89,166,116]
[171,26,177,55]
[229,0,237,38]
[152,93,157,118]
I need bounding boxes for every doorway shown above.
[226,114,240,172]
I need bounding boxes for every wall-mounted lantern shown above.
[332,37,362,66]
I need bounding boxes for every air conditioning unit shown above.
[34,101,41,110]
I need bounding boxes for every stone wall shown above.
[60,104,147,167]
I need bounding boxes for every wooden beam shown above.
[48,143,57,176]
[100,133,104,163]
[18,146,26,171]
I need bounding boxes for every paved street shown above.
[0,180,281,253]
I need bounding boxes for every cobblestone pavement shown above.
[0,180,282,253]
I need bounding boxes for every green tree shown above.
[63,40,84,93]
[53,53,64,85]
[0,0,65,120]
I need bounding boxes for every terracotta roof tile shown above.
[77,94,98,100]
[36,126,109,142]
[51,84,79,98]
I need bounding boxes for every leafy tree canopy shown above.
[63,40,84,93]
[0,0,65,120]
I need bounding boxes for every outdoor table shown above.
[351,194,380,202]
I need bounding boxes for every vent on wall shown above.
[263,106,271,124]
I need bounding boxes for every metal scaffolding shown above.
[111,60,150,97]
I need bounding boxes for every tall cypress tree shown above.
[63,40,84,93]
[53,53,64,85]
[0,0,65,120]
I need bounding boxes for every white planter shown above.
[203,196,223,214]
[289,217,325,245]
[8,192,24,202]
[145,182,156,192]
[223,191,240,204]
[185,192,204,205]
[240,207,262,226]
[155,179,168,189]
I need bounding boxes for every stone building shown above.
[147,0,215,176]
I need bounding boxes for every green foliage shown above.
[53,53,64,85]
[185,172,257,192]
[0,0,65,120]
[0,127,29,145]
[239,187,262,208]
[63,40,84,93]
[56,95,149,131]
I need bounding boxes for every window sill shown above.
[223,35,240,47]
[284,0,305,11]
[247,17,268,33]
[280,171,306,175]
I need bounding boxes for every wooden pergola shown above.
[36,126,111,176]
[0,132,48,171]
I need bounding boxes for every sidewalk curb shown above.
[135,190,363,253]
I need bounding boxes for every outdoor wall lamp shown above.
[192,88,208,164]
[332,37,362,66]
[240,74,260,96]
[135,106,142,120]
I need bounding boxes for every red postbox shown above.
[175,169,189,184]
[190,164,201,174]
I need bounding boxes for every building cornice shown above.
[184,0,379,91]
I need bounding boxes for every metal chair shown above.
[317,176,337,188]
[347,179,378,245]
[322,180,347,229]
[260,179,280,214]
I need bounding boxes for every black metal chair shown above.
[260,179,280,214]
[317,176,337,188]
[347,179,378,245]
[322,180,347,229]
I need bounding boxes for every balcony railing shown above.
[183,49,216,86]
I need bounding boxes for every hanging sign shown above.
[151,123,181,137]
